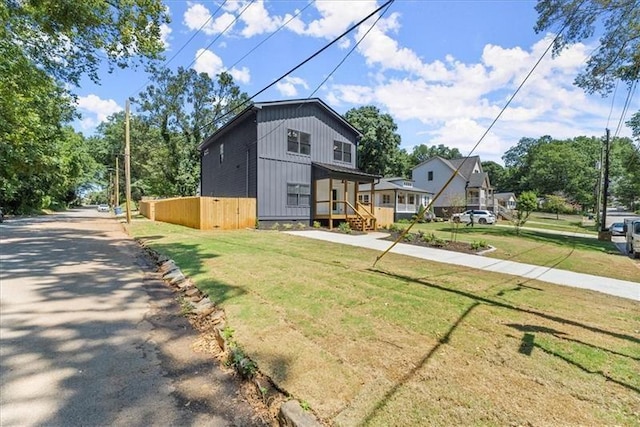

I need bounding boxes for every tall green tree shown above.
[409,144,462,167]
[535,0,640,134]
[0,0,169,212]
[134,67,249,196]
[344,106,404,177]
[481,161,507,191]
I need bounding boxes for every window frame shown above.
[286,183,311,206]
[287,129,311,155]
[427,171,433,181]
[333,140,352,163]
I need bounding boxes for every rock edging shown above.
[145,249,323,427]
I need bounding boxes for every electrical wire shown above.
[196,0,394,134]
[373,2,583,267]
[128,0,229,98]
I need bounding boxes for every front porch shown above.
[312,163,379,231]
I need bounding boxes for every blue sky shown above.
[73,0,639,165]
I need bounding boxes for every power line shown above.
[197,0,395,134]
[129,0,229,98]
[374,3,581,267]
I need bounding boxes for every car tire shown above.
[453,217,460,223]
[479,218,487,225]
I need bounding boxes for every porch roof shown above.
[312,162,380,183]
[359,180,433,194]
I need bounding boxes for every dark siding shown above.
[255,103,358,219]
[201,114,257,197]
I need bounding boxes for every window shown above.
[333,141,352,163]
[219,143,224,163]
[287,129,311,155]
[428,171,433,181]
[408,195,415,205]
[398,194,405,204]
[287,183,310,206]
[382,194,391,204]
[358,194,370,204]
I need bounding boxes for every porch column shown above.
[343,179,348,215]
[329,177,333,230]
[370,181,376,230]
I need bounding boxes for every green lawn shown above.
[392,219,637,282]
[129,218,640,426]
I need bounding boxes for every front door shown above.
[332,189,339,213]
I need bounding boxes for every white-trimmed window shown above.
[358,194,370,204]
[382,194,391,204]
[408,194,415,205]
[333,141,352,163]
[287,129,311,155]
[219,143,224,163]
[287,183,310,206]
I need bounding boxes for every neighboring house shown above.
[412,155,494,217]
[198,98,379,230]
[358,177,433,222]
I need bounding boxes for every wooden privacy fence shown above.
[373,207,395,228]
[139,197,256,230]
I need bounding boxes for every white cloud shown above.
[192,49,251,83]
[239,0,285,37]
[302,1,379,39]
[275,76,309,97]
[193,48,224,75]
[183,3,236,35]
[230,66,251,84]
[76,95,122,129]
[159,23,172,49]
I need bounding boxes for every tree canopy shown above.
[0,0,169,212]
[535,0,639,133]
[344,106,406,177]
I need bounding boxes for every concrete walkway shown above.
[285,230,640,302]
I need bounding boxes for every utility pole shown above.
[600,128,611,236]
[124,99,132,224]
[594,143,603,226]
[115,156,120,207]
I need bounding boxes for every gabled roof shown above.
[494,192,516,200]
[359,179,432,194]
[412,155,482,181]
[198,98,361,151]
[467,172,490,188]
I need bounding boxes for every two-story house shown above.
[198,98,379,230]
[412,155,493,217]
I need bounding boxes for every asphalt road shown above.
[0,208,265,426]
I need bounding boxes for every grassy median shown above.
[130,218,640,426]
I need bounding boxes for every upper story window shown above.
[428,171,433,181]
[287,129,311,155]
[403,181,413,187]
[219,143,224,163]
[333,141,352,163]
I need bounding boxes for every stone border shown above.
[141,247,323,427]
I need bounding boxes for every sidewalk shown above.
[285,230,639,302]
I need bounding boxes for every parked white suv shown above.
[452,210,496,225]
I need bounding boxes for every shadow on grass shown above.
[362,267,640,422]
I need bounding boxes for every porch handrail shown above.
[356,202,375,219]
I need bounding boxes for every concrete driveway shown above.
[0,208,265,426]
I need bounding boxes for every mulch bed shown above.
[383,231,488,254]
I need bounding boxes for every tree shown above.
[543,194,571,219]
[134,67,249,196]
[512,191,538,235]
[481,161,507,191]
[409,144,462,167]
[609,136,640,211]
[344,106,403,177]
[535,0,640,134]
[2,0,169,86]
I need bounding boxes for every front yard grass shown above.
[398,221,638,282]
[130,219,640,426]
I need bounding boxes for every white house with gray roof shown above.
[358,177,433,222]
[411,155,494,217]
